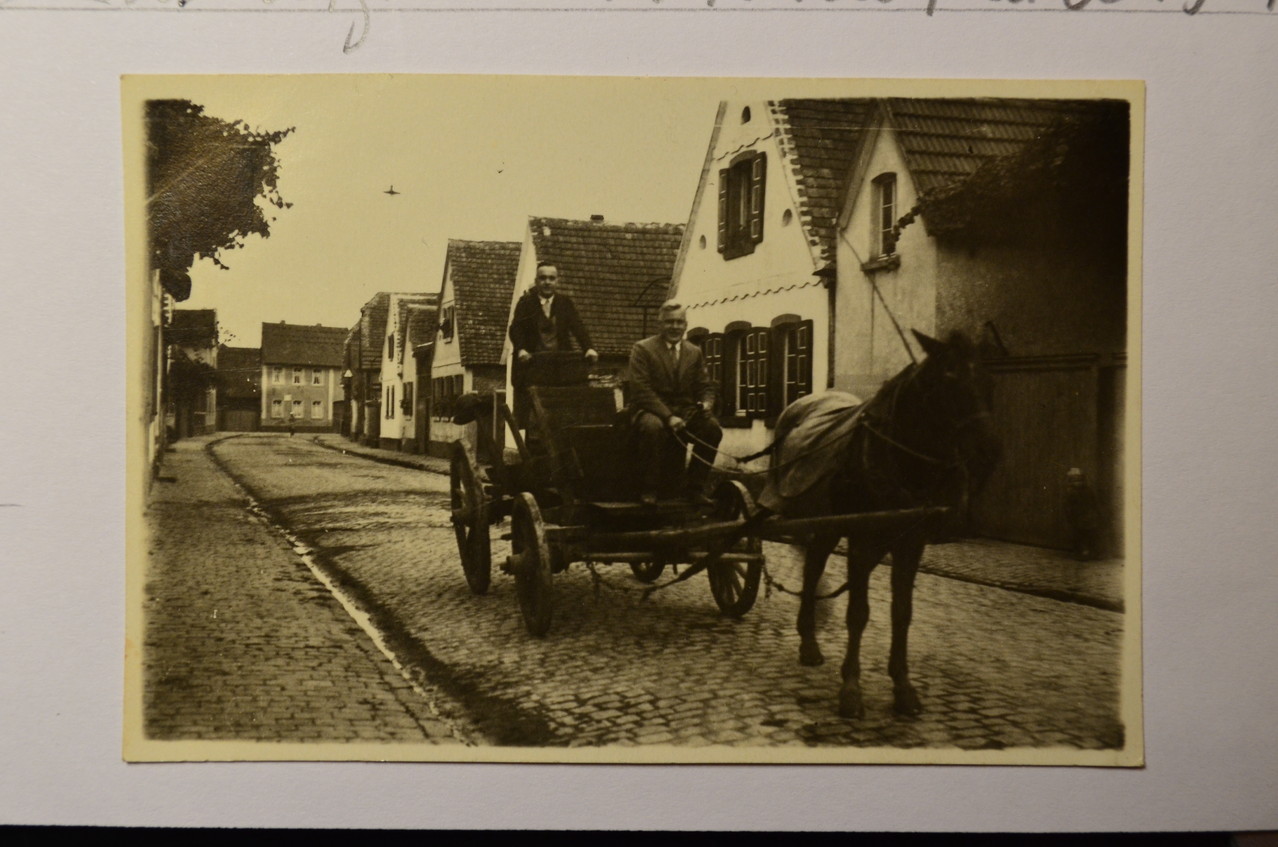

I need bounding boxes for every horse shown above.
[755,329,1000,719]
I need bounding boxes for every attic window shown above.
[873,172,898,258]
[718,151,766,260]
[741,106,751,124]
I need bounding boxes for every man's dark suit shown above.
[628,334,722,499]
[508,291,593,366]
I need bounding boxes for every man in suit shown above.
[629,300,721,506]
[508,261,598,425]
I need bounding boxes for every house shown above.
[343,292,427,447]
[502,215,685,419]
[668,99,873,459]
[259,321,348,432]
[375,292,439,451]
[398,301,440,454]
[427,239,521,457]
[832,98,1130,551]
[167,308,219,439]
[215,345,262,432]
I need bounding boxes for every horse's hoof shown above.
[798,643,825,667]
[838,683,865,720]
[893,685,922,717]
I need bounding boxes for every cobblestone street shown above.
[137,433,1131,757]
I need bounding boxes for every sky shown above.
[131,75,729,347]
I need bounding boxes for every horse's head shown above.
[910,329,1001,491]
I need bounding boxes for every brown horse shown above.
[758,329,1000,719]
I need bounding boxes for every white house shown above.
[668,99,873,458]
[376,292,438,450]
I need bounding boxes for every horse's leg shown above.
[797,533,837,666]
[887,540,925,716]
[838,545,881,720]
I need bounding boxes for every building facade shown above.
[259,322,348,432]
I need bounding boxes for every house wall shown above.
[260,364,341,430]
[834,126,940,400]
[672,101,829,460]
[377,294,410,450]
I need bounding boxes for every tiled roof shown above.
[773,99,874,268]
[403,303,439,360]
[260,322,347,367]
[216,345,261,400]
[354,291,435,370]
[168,308,218,348]
[529,217,684,356]
[446,239,521,366]
[886,98,1101,195]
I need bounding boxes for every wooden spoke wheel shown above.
[629,558,666,583]
[706,480,764,618]
[450,441,491,595]
[510,492,553,636]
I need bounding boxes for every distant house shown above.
[399,301,439,454]
[833,98,1130,551]
[502,216,685,417]
[376,292,439,451]
[428,239,521,456]
[215,345,262,432]
[259,321,348,432]
[668,99,872,458]
[167,308,220,439]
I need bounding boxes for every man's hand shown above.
[584,348,599,364]
[667,415,686,433]
[517,349,532,363]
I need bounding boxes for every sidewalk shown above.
[310,432,1126,613]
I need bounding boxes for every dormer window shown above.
[873,172,898,257]
[718,151,766,260]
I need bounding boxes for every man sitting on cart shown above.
[628,300,721,508]
[508,261,598,428]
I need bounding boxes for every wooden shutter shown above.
[717,168,729,254]
[749,153,766,244]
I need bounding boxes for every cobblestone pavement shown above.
[142,437,461,744]
[212,433,1129,753]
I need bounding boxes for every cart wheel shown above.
[707,480,764,618]
[510,492,553,636]
[629,558,665,583]
[450,441,491,595]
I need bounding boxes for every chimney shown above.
[590,214,604,222]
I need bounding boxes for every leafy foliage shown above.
[147,99,294,283]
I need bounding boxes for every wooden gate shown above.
[218,407,259,432]
[972,354,1104,550]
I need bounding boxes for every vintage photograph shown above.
[123,75,1142,765]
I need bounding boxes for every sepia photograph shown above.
[123,74,1142,765]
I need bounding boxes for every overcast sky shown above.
[132,75,728,347]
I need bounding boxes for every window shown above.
[736,328,769,416]
[432,375,463,421]
[291,399,302,418]
[402,382,414,415]
[718,152,766,259]
[781,320,814,405]
[311,400,324,420]
[440,305,455,342]
[387,334,395,360]
[312,369,323,386]
[292,367,302,385]
[873,172,898,257]
[271,367,283,384]
[385,385,395,419]
[271,399,283,418]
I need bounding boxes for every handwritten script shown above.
[0,0,1271,53]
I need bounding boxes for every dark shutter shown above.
[749,153,766,244]
[768,325,785,416]
[722,331,739,416]
[717,168,729,254]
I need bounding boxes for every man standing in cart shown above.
[628,300,721,507]
[508,261,598,426]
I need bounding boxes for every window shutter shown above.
[717,168,729,253]
[722,331,739,416]
[768,325,784,416]
[749,153,766,244]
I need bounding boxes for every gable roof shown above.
[168,308,218,348]
[885,98,1102,195]
[353,291,434,370]
[216,345,261,400]
[529,217,684,356]
[260,322,347,367]
[773,99,874,268]
[445,239,521,366]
